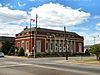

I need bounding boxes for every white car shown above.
[0,52,4,57]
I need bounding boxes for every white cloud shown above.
[5,3,13,8]
[29,0,35,2]
[18,2,26,7]
[70,27,89,31]
[0,23,24,36]
[0,6,28,37]
[5,3,10,7]
[0,4,2,7]
[0,7,28,23]
[0,2,91,45]
[96,22,100,30]
[76,31,100,45]
[96,22,100,26]
[30,3,90,29]
[96,26,100,30]
[94,16,100,19]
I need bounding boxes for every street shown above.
[0,56,100,75]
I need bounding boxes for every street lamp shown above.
[64,26,68,60]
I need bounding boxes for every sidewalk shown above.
[5,55,100,66]
[56,56,100,67]
[5,55,30,59]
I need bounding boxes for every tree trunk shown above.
[99,54,100,61]
[99,57,100,60]
[96,54,100,60]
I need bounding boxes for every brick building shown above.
[15,27,84,56]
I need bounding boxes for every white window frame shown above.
[26,41,29,50]
[45,42,49,53]
[17,42,20,49]
[21,41,24,49]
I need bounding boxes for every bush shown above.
[18,48,25,56]
[36,53,41,57]
[14,47,18,56]
[85,49,90,56]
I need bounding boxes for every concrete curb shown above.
[5,55,29,59]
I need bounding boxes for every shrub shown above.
[18,48,25,56]
[15,47,18,56]
[85,49,90,56]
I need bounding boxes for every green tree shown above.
[8,46,15,55]
[85,49,90,56]
[1,41,12,54]
[18,47,25,56]
[89,44,100,60]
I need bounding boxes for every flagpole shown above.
[34,14,38,58]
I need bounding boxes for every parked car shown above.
[0,51,4,57]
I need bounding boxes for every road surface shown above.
[0,56,99,75]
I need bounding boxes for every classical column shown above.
[45,38,47,53]
[53,35,56,53]
[55,40,57,52]
[63,40,66,52]
[49,39,51,53]
[72,41,74,54]
[56,40,59,53]
[61,40,63,52]
[74,41,76,53]
[58,40,60,53]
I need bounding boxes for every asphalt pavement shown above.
[0,56,100,75]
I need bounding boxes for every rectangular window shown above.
[56,43,57,46]
[21,41,24,49]
[51,43,53,50]
[17,42,20,49]
[60,44,61,47]
[46,43,48,50]
[26,41,29,50]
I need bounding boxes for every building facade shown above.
[15,27,84,56]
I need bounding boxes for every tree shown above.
[1,41,12,54]
[89,44,100,60]
[85,49,90,56]
[8,46,15,55]
[18,47,25,56]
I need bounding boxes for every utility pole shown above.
[64,26,68,60]
[30,15,32,56]
[34,14,38,58]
